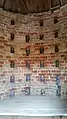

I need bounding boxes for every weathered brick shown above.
[0,5,67,98]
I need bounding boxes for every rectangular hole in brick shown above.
[10,75,15,83]
[40,47,44,53]
[11,34,14,41]
[11,47,14,53]
[11,19,15,25]
[55,60,59,67]
[26,47,30,56]
[25,87,30,95]
[54,16,58,24]
[10,61,15,68]
[40,34,44,40]
[40,61,44,68]
[55,31,58,38]
[26,61,30,68]
[26,35,30,42]
[55,44,59,52]
[40,74,45,82]
[41,88,45,95]
[40,20,43,27]
[26,74,30,81]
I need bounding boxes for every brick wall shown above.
[0,4,67,99]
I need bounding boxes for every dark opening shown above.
[55,60,59,67]
[11,47,14,53]
[40,34,44,40]
[26,61,30,68]
[55,31,58,38]
[10,75,15,83]
[26,47,30,56]
[10,61,15,68]
[55,44,59,52]
[41,89,45,95]
[26,35,30,42]
[11,19,15,25]
[40,75,45,82]
[26,74,30,81]
[40,20,43,27]
[40,61,44,68]
[11,34,14,41]
[54,16,58,24]
[25,87,30,95]
[40,47,44,54]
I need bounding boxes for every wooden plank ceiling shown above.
[0,0,67,14]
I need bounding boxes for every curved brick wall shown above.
[0,4,67,99]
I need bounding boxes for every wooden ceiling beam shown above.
[21,0,29,14]
[59,0,63,6]
[3,0,6,9]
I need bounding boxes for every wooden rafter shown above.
[3,0,6,9]
[21,0,29,14]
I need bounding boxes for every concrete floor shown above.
[0,116,66,119]
[0,96,67,116]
